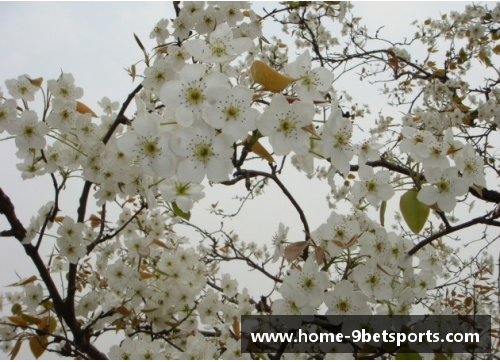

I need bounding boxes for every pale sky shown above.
[0,1,494,359]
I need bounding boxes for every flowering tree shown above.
[1,1,500,359]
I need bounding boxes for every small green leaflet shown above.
[172,202,191,221]
[400,189,429,234]
[396,348,422,360]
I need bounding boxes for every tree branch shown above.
[0,187,108,359]
[408,212,500,256]
[351,159,500,204]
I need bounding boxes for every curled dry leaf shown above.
[7,275,37,287]
[314,246,326,265]
[233,316,241,340]
[27,77,43,87]
[250,60,296,92]
[76,101,98,118]
[29,336,47,359]
[244,135,275,163]
[284,240,310,263]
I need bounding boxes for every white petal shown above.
[175,105,196,127]
[117,132,139,156]
[417,186,439,206]
[152,154,176,178]
[206,158,232,182]
[177,158,205,183]
[183,39,208,60]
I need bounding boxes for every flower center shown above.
[211,40,227,57]
[302,278,314,289]
[143,140,160,156]
[464,161,476,173]
[175,183,191,196]
[59,87,69,97]
[366,180,377,192]
[436,179,450,193]
[287,299,300,313]
[224,105,240,121]
[186,87,205,105]
[368,274,379,286]
[337,299,350,313]
[154,71,165,82]
[334,228,345,239]
[194,143,214,164]
[334,133,350,147]
[23,126,35,137]
[277,118,296,136]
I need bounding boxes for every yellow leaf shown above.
[139,272,154,279]
[9,338,23,360]
[244,136,275,163]
[89,214,102,229]
[284,240,309,263]
[314,247,326,265]
[20,314,41,325]
[400,189,430,234]
[433,69,446,77]
[38,316,57,334]
[27,77,43,87]
[116,306,129,315]
[152,239,170,249]
[250,60,296,92]
[301,124,319,137]
[8,316,28,327]
[29,336,47,359]
[233,316,241,340]
[141,307,159,313]
[131,64,136,82]
[7,275,37,287]
[76,101,98,118]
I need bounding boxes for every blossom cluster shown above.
[0,1,499,359]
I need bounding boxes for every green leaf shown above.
[380,201,387,227]
[396,348,422,360]
[400,189,429,234]
[172,202,191,221]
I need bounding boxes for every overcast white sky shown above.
[0,1,493,358]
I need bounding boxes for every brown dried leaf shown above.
[8,316,28,327]
[284,240,309,263]
[233,316,241,340]
[245,136,275,163]
[29,336,47,359]
[152,239,170,249]
[20,314,41,325]
[7,275,37,287]
[250,60,296,92]
[9,338,23,360]
[89,214,102,229]
[314,247,326,265]
[301,124,319,137]
[76,101,98,118]
[116,306,130,315]
[139,272,154,279]
[27,77,43,87]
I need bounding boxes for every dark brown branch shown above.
[351,159,500,204]
[222,168,311,241]
[70,84,143,335]
[87,203,146,254]
[0,187,107,359]
[0,187,27,242]
[408,213,500,256]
